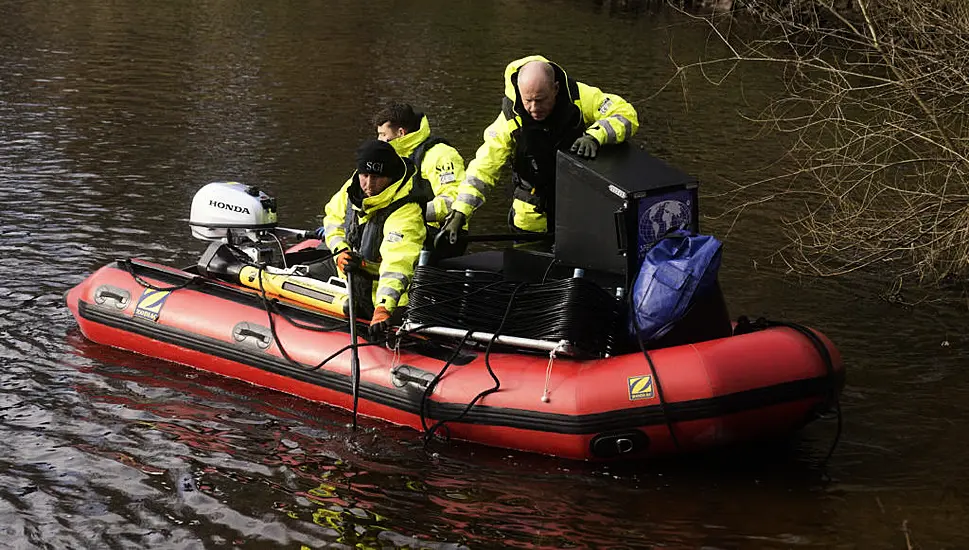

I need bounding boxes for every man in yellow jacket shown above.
[373,103,468,258]
[441,54,639,239]
[317,139,426,334]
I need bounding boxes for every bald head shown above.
[517,61,558,121]
[519,61,555,89]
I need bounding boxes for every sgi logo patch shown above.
[134,288,171,322]
[627,375,654,400]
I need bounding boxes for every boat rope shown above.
[540,340,569,403]
[121,258,202,292]
[734,316,843,471]
[763,318,842,471]
[391,337,401,370]
[420,282,524,444]
[634,333,681,453]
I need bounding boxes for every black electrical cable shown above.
[418,332,472,440]
[251,263,382,373]
[203,244,370,372]
[421,282,525,442]
[125,244,379,389]
[540,258,558,283]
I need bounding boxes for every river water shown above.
[2,0,968,548]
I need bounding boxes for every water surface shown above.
[2,1,968,548]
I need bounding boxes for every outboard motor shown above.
[188,182,349,316]
[189,181,283,267]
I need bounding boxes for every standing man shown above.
[316,139,426,334]
[441,54,639,239]
[373,103,468,257]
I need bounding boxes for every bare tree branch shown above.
[673,0,969,285]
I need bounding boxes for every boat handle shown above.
[94,285,130,309]
[231,322,273,350]
[391,365,434,390]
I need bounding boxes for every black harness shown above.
[344,160,420,264]
[505,70,584,217]
[408,136,451,205]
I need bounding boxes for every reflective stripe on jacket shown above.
[452,54,639,224]
[321,162,426,312]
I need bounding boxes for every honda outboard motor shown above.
[188,182,349,316]
[189,181,282,266]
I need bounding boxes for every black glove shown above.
[314,226,327,239]
[336,250,367,274]
[570,134,599,159]
[440,211,467,245]
[369,306,392,336]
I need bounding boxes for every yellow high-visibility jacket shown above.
[321,164,426,312]
[387,114,466,227]
[453,54,639,232]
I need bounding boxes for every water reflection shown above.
[62,327,850,549]
[2,0,969,547]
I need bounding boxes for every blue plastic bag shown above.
[629,230,723,342]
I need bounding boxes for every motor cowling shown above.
[190,182,278,241]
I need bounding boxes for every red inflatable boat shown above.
[65,255,843,461]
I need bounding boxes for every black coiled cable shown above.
[407,266,620,356]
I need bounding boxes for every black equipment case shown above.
[554,143,699,286]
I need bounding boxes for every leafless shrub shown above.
[664,0,969,286]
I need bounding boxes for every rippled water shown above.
[3,0,969,548]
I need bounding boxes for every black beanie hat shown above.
[356,139,404,181]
